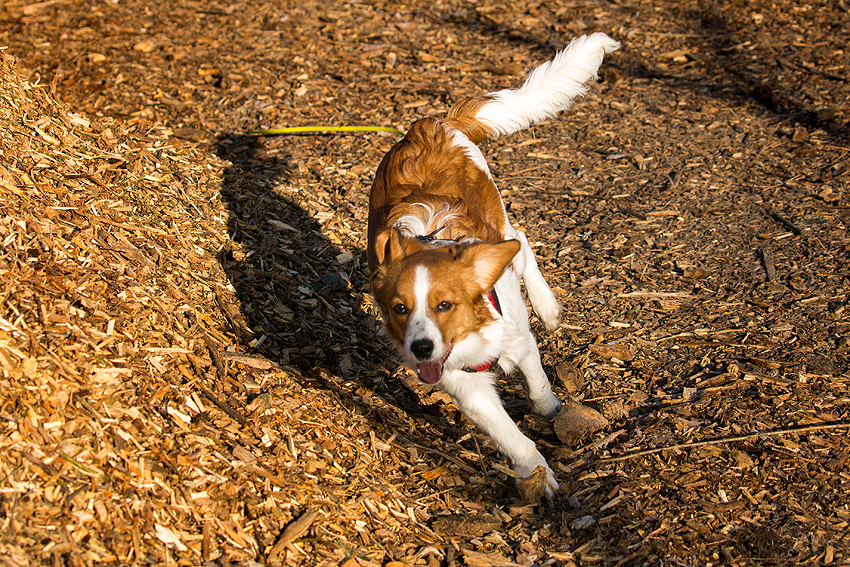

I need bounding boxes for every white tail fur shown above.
[475,33,620,137]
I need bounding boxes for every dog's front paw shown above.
[514,454,559,498]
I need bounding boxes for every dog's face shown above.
[371,228,520,384]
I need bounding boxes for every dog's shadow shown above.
[213,132,461,436]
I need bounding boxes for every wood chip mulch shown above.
[1,0,849,565]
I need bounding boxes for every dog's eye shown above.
[436,301,453,312]
[392,304,408,315]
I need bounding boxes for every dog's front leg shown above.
[439,369,559,496]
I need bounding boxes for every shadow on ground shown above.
[634,4,849,144]
[433,2,848,146]
[213,133,452,430]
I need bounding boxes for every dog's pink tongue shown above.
[417,361,443,384]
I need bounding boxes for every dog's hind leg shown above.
[512,332,562,419]
[510,229,561,332]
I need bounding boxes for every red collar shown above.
[463,290,501,373]
[464,359,499,372]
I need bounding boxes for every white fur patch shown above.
[404,265,445,362]
[394,202,464,240]
[393,203,436,237]
[450,129,492,178]
[449,316,507,372]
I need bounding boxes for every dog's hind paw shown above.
[530,395,561,419]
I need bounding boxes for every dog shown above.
[367,33,619,496]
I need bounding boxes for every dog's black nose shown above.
[410,339,434,361]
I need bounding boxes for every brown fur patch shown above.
[445,96,497,144]
[367,117,508,273]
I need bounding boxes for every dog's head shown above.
[370,227,520,384]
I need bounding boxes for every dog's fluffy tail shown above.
[446,33,619,143]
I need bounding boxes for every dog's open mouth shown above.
[416,344,452,384]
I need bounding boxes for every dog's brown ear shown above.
[374,227,403,266]
[374,227,425,265]
[457,240,521,292]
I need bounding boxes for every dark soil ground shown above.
[1,0,849,565]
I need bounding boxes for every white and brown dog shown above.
[367,33,619,496]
